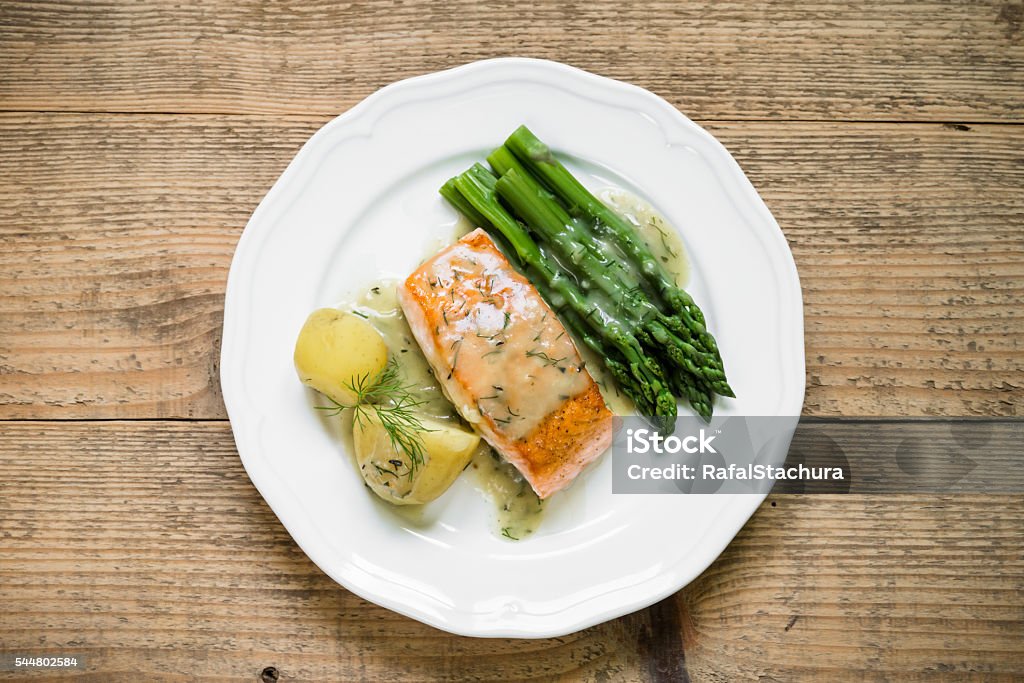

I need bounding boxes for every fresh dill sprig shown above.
[315,358,433,479]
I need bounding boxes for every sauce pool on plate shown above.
[336,187,689,539]
[344,278,548,539]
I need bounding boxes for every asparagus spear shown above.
[666,369,714,422]
[453,188,661,418]
[504,125,723,360]
[439,177,488,228]
[449,167,678,424]
[450,175,667,420]
[489,145,635,277]
[494,165,733,396]
[485,166,680,402]
[447,164,723,417]
[491,143,729,375]
[441,134,734,418]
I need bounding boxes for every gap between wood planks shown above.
[1,108,1020,128]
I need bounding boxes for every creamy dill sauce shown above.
[334,187,686,540]
[467,444,544,540]
[405,236,591,441]
[599,188,690,288]
[581,188,690,414]
[344,274,545,541]
[350,282,457,423]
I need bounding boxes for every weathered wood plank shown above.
[0,421,664,682]
[2,115,1020,418]
[0,421,1020,681]
[0,1,1021,120]
[680,492,1024,682]
[700,121,1024,417]
[783,419,1024,493]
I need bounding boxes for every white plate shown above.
[221,58,804,638]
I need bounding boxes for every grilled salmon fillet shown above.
[398,229,612,499]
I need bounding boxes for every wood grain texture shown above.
[680,492,1024,682]
[0,421,671,682]
[699,121,1024,417]
[1,115,1021,418]
[1,421,1020,681]
[0,114,309,418]
[1,3,1022,679]
[784,419,1024,493]
[0,1,1022,121]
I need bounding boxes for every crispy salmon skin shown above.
[397,229,612,498]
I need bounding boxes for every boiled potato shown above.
[294,308,388,405]
[354,413,480,505]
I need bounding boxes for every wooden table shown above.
[2,2,1022,680]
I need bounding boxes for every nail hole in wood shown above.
[261,666,279,682]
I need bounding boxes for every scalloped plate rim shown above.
[220,57,805,638]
